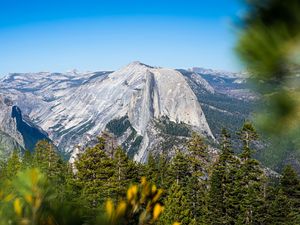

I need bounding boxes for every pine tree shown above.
[236,123,265,224]
[21,149,33,169]
[159,183,193,225]
[280,165,300,222]
[1,151,21,180]
[207,128,240,224]
[157,152,170,189]
[33,140,63,179]
[74,137,115,208]
[33,140,70,203]
[145,152,171,190]
[187,132,209,173]
[186,133,210,223]
[237,122,259,161]
[265,186,292,225]
[168,150,191,186]
[207,165,224,225]
[145,153,160,184]
[110,146,139,201]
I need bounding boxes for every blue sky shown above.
[0,0,243,76]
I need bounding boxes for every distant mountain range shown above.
[0,62,256,162]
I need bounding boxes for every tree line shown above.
[0,122,299,224]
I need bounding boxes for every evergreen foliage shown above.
[159,183,192,225]
[106,116,131,137]
[74,137,115,208]
[280,165,300,222]
[0,124,298,225]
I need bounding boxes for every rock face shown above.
[0,62,214,162]
[0,95,50,157]
[0,96,24,157]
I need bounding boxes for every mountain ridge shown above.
[0,62,254,162]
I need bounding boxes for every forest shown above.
[0,122,299,225]
[2,0,300,224]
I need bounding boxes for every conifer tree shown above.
[280,165,300,222]
[21,149,33,169]
[186,133,210,222]
[1,151,21,180]
[265,187,292,225]
[145,153,159,184]
[110,146,139,201]
[33,140,69,202]
[33,140,62,179]
[156,152,170,189]
[159,183,192,225]
[207,166,225,225]
[74,137,115,208]
[220,129,241,224]
[236,123,265,224]
[237,122,259,161]
[145,152,171,189]
[187,133,209,174]
[168,150,191,186]
[207,128,240,224]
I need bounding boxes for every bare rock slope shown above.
[0,62,214,161]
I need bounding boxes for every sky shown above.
[0,0,244,76]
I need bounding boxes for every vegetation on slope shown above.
[0,122,299,224]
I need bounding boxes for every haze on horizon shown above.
[0,0,243,76]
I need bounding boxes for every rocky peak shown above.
[0,62,215,162]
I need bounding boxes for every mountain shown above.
[180,68,257,140]
[0,97,23,157]
[0,95,50,157]
[0,62,255,162]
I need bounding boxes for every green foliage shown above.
[236,0,300,171]
[207,129,240,224]
[265,187,292,225]
[74,137,140,209]
[0,150,21,180]
[33,140,64,179]
[145,153,170,190]
[198,92,257,139]
[0,125,299,225]
[280,165,300,222]
[235,123,266,224]
[158,183,192,225]
[236,0,300,80]
[155,116,191,137]
[168,150,191,186]
[127,135,143,158]
[106,116,131,137]
[74,137,115,208]
[110,147,140,201]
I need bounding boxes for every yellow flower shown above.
[153,203,164,220]
[172,222,181,225]
[14,198,22,216]
[153,189,163,202]
[127,185,138,201]
[151,185,157,193]
[141,176,147,186]
[116,201,127,217]
[24,194,33,204]
[106,199,114,218]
